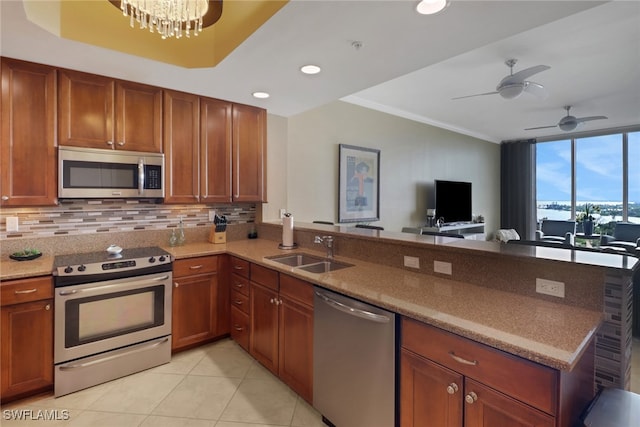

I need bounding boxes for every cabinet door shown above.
[279,294,313,403]
[400,349,463,427]
[163,90,200,203]
[58,69,114,149]
[200,97,232,203]
[464,379,554,427]
[172,272,218,351]
[115,81,162,153]
[250,282,279,374]
[1,58,57,206]
[232,103,266,202]
[0,299,53,402]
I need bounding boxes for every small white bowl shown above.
[107,245,123,254]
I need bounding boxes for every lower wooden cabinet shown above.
[172,255,225,351]
[0,276,53,403]
[400,317,594,427]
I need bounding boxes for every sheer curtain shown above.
[500,139,537,240]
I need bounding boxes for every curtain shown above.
[500,139,537,240]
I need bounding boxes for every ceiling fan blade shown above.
[502,65,550,85]
[522,81,548,99]
[576,115,608,123]
[451,91,499,100]
[524,125,558,131]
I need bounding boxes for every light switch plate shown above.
[208,210,216,222]
[6,216,18,232]
[536,278,565,298]
[434,260,452,275]
[403,256,420,269]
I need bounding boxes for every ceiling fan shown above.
[525,106,608,132]
[452,58,550,100]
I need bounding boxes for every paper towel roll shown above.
[282,214,294,247]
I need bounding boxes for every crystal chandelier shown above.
[112,0,222,40]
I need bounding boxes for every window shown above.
[536,129,640,235]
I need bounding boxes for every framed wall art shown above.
[338,144,380,223]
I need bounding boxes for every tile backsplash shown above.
[0,199,256,240]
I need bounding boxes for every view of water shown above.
[537,201,640,225]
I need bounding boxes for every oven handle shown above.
[58,337,169,371]
[58,274,170,296]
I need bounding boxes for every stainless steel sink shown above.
[266,253,353,273]
[266,253,324,267]
[297,260,353,273]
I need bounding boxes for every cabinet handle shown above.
[174,282,179,288]
[189,265,204,270]
[233,265,244,270]
[234,283,244,288]
[14,288,37,294]
[106,141,114,146]
[117,141,125,146]
[270,298,275,304]
[233,299,243,305]
[1,196,8,201]
[448,351,478,366]
[233,325,244,331]
[446,383,459,395]
[45,304,51,311]
[465,392,478,404]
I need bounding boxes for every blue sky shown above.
[536,132,639,203]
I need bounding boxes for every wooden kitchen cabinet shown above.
[400,317,594,427]
[232,103,266,202]
[163,89,200,204]
[0,276,53,403]
[1,58,57,206]
[230,257,251,350]
[200,97,233,203]
[172,256,222,351]
[58,69,162,152]
[249,264,280,373]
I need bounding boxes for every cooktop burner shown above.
[53,246,172,285]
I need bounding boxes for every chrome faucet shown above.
[314,235,335,259]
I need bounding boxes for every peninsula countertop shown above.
[165,239,602,372]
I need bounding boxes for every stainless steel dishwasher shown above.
[313,287,396,427]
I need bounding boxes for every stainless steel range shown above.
[53,247,172,397]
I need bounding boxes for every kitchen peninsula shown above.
[1,222,636,424]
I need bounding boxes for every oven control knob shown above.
[64,266,73,274]
[159,256,166,262]
[78,264,86,272]
[148,257,156,263]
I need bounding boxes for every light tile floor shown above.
[1,339,326,427]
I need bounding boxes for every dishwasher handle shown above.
[315,291,391,323]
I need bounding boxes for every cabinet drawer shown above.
[230,257,250,279]
[231,289,250,315]
[402,317,557,415]
[231,273,249,296]
[280,274,314,307]
[174,256,217,277]
[230,305,250,351]
[1,276,53,306]
[250,263,279,291]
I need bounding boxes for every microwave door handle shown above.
[138,158,145,196]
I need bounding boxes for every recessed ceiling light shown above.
[416,0,450,15]
[252,91,270,99]
[300,64,321,75]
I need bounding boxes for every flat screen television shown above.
[434,180,472,225]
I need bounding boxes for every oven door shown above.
[54,271,172,364]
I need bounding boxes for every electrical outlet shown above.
[279,209,286,219]
[6,216,18,232]
[536,278,565,298]
[403,256,420,269]
[208,210,216,222]
[433,260,452,275]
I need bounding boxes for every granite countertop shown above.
[1,239,602,371]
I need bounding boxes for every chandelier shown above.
[109,0,223,40]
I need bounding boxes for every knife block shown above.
[208,228,226,244]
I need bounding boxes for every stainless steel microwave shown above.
[58,146,164,199]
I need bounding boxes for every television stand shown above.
[423,222,485,240]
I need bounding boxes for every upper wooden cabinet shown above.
[233,103,266,202]
[58,69,162,152]
[163,89,200,203]
[200,97,232,203]
[1,58,58,206]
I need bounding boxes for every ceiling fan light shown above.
[498,84,524,100]
[416,0,449,15]
[559,122,578,132]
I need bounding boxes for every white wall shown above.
[264,101,501,235]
